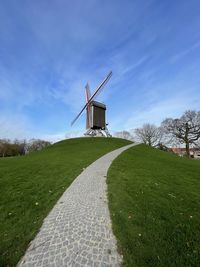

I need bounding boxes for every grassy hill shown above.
[107,144,200,267]
[0,137,131,267]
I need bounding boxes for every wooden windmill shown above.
[71,71,112,137]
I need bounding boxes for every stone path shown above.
[18,143,135,267]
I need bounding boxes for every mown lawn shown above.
[107,144,200,267]
[0,137,131,267]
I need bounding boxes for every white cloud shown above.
[35,133,66,143]
[170,40,200,63]
[0,113,31,140]
[125,92,200,129]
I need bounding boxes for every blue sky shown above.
[0,0,200,141]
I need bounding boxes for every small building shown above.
[190,148,200,159]
[171,147,200,159]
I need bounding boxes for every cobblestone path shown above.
[18,143,135,267]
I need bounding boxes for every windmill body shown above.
[71,72,112,137]
[88,101,106,130]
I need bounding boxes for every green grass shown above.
[107,144,200,267]
[0,137,131,267]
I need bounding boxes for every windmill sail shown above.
[71,71,112,126]
[85,83,91,129]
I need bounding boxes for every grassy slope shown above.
[107,144,200,267]
[0,137,131,266]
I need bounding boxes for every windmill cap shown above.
[90,100,106,109]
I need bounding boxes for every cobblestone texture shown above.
[18,143,135,267]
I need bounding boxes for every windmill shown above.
[71,71,112,137]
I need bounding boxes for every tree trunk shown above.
[185,142,190,157]
[185,123,190,157]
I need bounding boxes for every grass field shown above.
[107,144,200,267]
[0,137,131,267]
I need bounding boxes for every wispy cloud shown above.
[125,90,200,129]
[170,40,200,63]
[0,113,31,140]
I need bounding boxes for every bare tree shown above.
[114,130,134,141]
[194,139,200,149]
[0,139,28,157]
[27,139,51,153]
[134,123,163,146]
[162,110,200,157]
[0,138,51,157]
[0,139,12,157]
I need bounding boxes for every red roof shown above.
[171,147,200,154]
